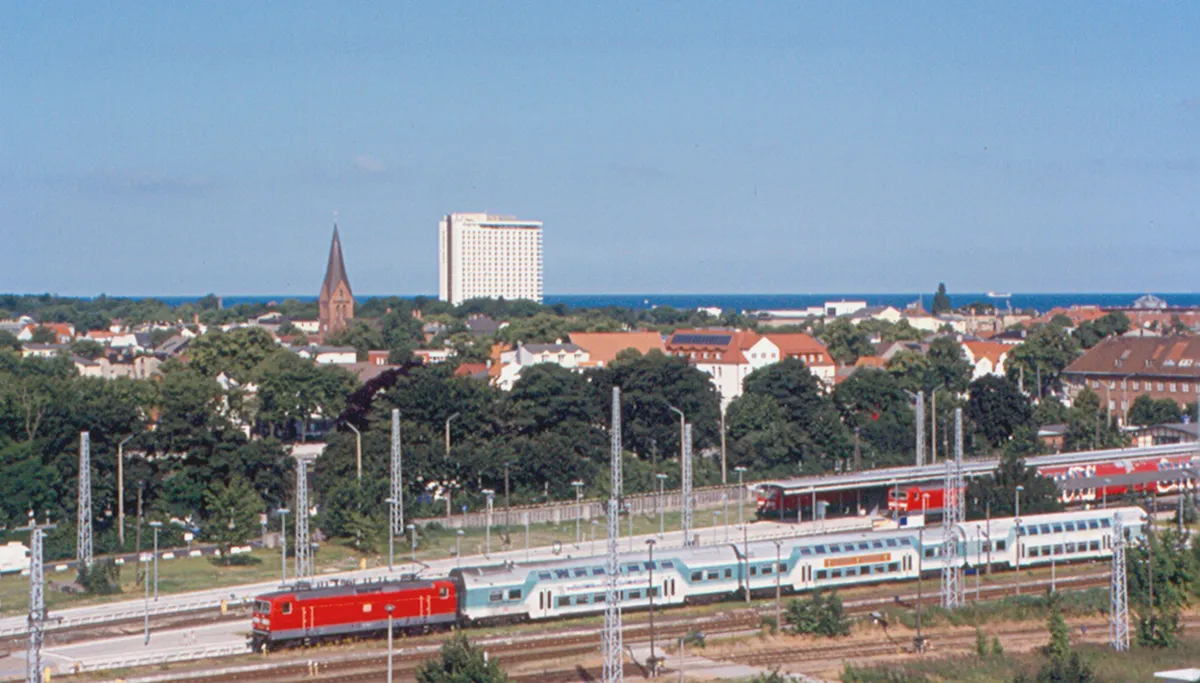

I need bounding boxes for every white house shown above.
[961,341,1009,380]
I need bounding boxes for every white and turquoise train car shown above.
[455,544,741,624]
[742,528,922,596]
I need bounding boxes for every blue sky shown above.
[2,3,1196,296]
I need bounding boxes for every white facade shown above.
[439,212,544,305]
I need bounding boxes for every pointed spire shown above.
[321,224,352,297]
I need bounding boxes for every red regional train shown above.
[250,577,458,651]
[886,453,1200,514]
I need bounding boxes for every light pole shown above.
[712,511,721,545]
[722,492,729,542]
[1015,484,1025,596]
[385,603,395,683]
[916,527,924,653]
[1103,478,1111,509]
[385,497,399,571]
[455,529,464,569]
[142,553,151,645]
[482,489,495,556]
[117,435,133,547]
[656,473,668,537]
[591,519,598,555]
[774,539,783,633]
[149,521,163,602]
[572,481,584,546]
[277,508,289,583]
[407,524,417,566]
[975,524,987,602]
[734,466,747,530]
[646,539,657,676]
[810,486,817,527]
[346,423,362,485]
[444,412,460,460]
[668,404,685,517]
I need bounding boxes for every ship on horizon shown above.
[988,291,1012,298]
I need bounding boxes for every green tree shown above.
[1129,527,1193,648]
[1043,591,1071,662]
[832,368,915,467]
[0,330,19,351]
[886,349,931,394]
[784,590,850,637]
[726,393,806,475]
[186,327,279,381]
[202,476,265,559]
[965,376,1032,447]
[1063,388,1126,451]
[926,337,973,393]
[416,632,509,683]
[327,321,386,360]
[932,283,951,314]
[1126,395,1184,426]
[69,338,105,359]
[253,352,356,440]
[820,317,874,365]
[743,358,853,470]
[966,452,1063,520]
[1005,324,1080,397]
[29,326,56,344]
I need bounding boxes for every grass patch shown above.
[884,588,1110,630]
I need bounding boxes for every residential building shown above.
[568,331,665,367]
[1130,423,1198,448]
[21,343,67,358]
[665,329,780,406]
[318,225,354,341]
[438,212,543,305]
[299,346,358,365]
[17,323,74,344]
[413,349,454,364]
[764,333,837,384]
[510,342,590,369]
[1062,336,1200,421]
[961,341,1010,380]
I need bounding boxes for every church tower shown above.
[318,224,354,341]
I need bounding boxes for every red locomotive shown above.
[250,577,458,651]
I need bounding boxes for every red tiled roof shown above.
[568,331,664,365]
[855,355,886,368]
[764,333,832,366]
[962,341,1008,365]
[1064,336,1200,378]
[454,362,488,377]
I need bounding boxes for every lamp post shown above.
[1015,485,1025,596]
[444,412,460,460]
[455,529,465,568]
[572,481,584,546]
[117,435,133,547]
[916,527,924,653]
[722,492,730,542]
[773,538,783,631]
[646,538,657,676]
[385,603,395,683]
[810,486,817,527]
[149,521,163,602]
[385,497,399,571]
[975,524,987,602]
[482,489,495,556]
[407,524,417,566]
[277,508,289,583]
[656,473,668,537]
[668,404,685,516]
[142,553,151,645]
[346,423,362,484]
[734,466,747,530]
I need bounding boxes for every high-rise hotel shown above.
[438,212,544,305]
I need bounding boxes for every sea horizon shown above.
[13,291,1199,314]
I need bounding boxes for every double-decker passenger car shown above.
[249,577,458,651]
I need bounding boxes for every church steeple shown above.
[318,223,354,341]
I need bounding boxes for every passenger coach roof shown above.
[456,543,739,588]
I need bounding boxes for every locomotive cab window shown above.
[706,570,719,580]
[440,587,449,599]
[489,591,504,603]
[750,566,758,576]
[254,600,272,613]
[724,568,732,578]
[779,563,788,572]
[508,589,522,600]
[996,540,1007,551]
[660,560,675,568]
[691,571,702,581]
[281,602,292,615]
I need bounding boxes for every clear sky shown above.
[2,3,1196,297]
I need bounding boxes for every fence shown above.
[72,643,251,674]
[0,596,251,639]
[415,483,750,530]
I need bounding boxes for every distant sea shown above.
[145,293,1200,313]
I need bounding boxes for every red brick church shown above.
[318,225,354,341]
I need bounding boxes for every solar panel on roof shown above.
[671,334,733,346]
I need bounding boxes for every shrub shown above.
[784,589,851,637]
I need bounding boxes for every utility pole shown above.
[940,409,963,609]
[931,390,937,463]
[682,423,694,546]
[646,538,657,677]
[19,518,55,683]
[346,423,362,485]
[117,434,133,547]
[719,405,727,485]
[295,459,312,579]
[444,412,459,460]
[915,392,925,467]
[774,539,783,633]
[78,432,94,569]
[391,408,403,565]
[602,387,624,683]
[1110,512,1130,651]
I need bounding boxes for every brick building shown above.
[1062,335,1200,423]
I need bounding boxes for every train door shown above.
[537,589,553,617]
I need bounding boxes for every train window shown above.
[555,570,570,579]
[629,590,642,600]
[1064,522,1076,532]
[508,589,522,600]
[706,570,719,580]
[901,538,912,546]
[1066,542,1076,553]
[625,564,641,573]
[724,569,733,579]
[816,570,828,580]
[888,562,899,572]
[762,565,773,576]
[886,539,897,548]
[800,547,812,556]
[996,541,1007,551]
[489,591,504,603]
[1039,525,1051,534]
[573,569,588,578]
[1101,519,1111,528]
[649,587,659,597]
[1088,520,1099,530]
[538,571,552,580]
[592,568,605,576]
[872,541,883,549]
[644,562,654,570]
[691,571,703,581]
[924,548,935,558]
[557,597,570,607]
[254,600,272,613]
[779,563,788,572]
[814,545,827,554]
[750,567,758,576]
[829,544,841,553]
[858,542,870,551]
[594,593,606,603]
[1029,547,1040,557]
[845,567,858,577]
[440,588,449,599]
[1089,541,1099,551]
[281,602,292,615]
[1052,524,1063,533]
[982,541,991,552]
[577,595,590,604]
[1053,544,1063,555]
[661,561,675,569]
